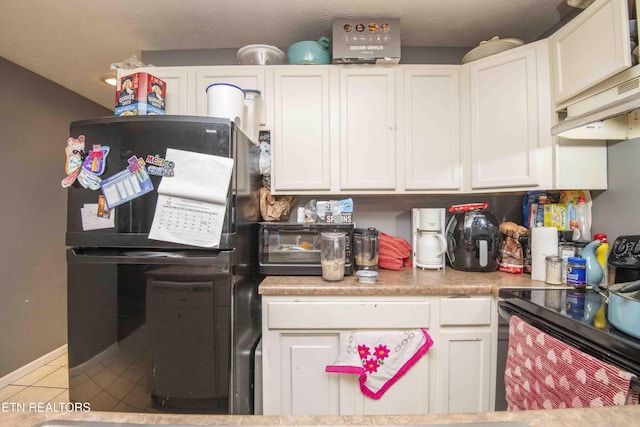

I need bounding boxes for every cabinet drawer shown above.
[267,301,430,329]
[440,297,492,326]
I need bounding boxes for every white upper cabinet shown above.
[550,0,631,106]
[271,67,332,191]
[117,66,195,115]
[195,66,267,124]
[466,40,552,190]
[338,67,397,191]
[399,66,461,191]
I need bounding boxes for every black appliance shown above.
[608,234,640,284]
[258,222,354,275]
[445,209,501,271]
[497,287,640,410]
[66,116,262,414]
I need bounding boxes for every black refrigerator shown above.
[65,115,263,414]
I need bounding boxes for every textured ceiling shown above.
[0,0,578,109]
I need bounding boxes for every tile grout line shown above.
[0,354,69,404]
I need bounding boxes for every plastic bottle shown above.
[574,195,591,242]
[581,240,603,286]
[594,233,609,287]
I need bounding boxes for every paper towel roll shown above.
[531,227,559,282]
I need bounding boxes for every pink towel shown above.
[326,329,433,399]
[505,315,637,410]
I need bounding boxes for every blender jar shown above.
[354,227,380,271]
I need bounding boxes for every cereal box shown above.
[115,72,166,116]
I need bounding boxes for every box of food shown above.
[543,203,569,231]
[332,18,401,64]
[115,72,166,116]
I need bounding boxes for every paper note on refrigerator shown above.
[148,148,234,248]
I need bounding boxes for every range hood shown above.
[552,64,640,137]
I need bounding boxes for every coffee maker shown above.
[412,208,447,270]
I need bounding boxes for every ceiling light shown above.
[101,75,117,86]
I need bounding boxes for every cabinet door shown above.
[339,68,396,191]
[195,66,266,123]
[359,353,431,415]
[437,329,492,414]
[271,67,332,192]
[468,45,545,189]
[550,0,631,105]
[119,67,194,115]
[263,332,341,416]
[401,67,461,191]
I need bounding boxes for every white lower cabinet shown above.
[436,330,493,413]
[261,295,496,416]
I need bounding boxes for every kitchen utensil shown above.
[287,36,332,65]
[206,83,245,126]
[236,44,286,65]
[353,227,380,271]
[461,36,524,64]
[445,207,501,272]
[320,232,346,281]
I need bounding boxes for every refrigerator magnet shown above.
[99,156,154,209]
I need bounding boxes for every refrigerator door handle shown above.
[67,248,232,266]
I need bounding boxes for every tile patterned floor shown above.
[0,354,69,406]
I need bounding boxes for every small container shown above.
[356,270,378,284]
[243,89,262,145]
[558,242,576,284]
[545,255,562,285]
[566,256,587,288]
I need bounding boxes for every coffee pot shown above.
[353,227,380,271]
[412,208,447,270]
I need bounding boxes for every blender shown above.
[353,227,380,271]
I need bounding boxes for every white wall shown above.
[591,138,640,239]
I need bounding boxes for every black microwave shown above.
[258,222,354,275]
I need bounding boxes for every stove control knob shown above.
[632,242,640,255]
[613,241,627,255]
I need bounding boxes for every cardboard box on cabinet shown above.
[332,18,401,64]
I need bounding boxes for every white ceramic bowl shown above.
[237,44,286,65]
[461,36,524,64]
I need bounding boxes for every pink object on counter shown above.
[326,329,433,399]
[378,232,412,270]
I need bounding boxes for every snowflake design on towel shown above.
[358,344,391,373]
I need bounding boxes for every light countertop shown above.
[3,405,640,427]
[259,268,559,297]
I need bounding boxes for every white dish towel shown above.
[326,329,434,399]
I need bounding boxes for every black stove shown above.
[499,287,640,372]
